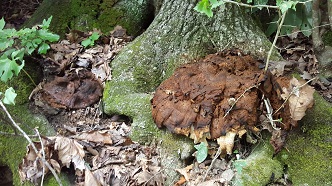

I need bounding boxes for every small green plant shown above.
[0,16,59,105]
[194,142,208,163]
[81,32,100,48]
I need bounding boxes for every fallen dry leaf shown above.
[281,77,315,120]
[73,130,113,145]
[52,136,85,170]
[84,167,101,186]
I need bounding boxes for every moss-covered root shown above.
[232,140,283,186]
[276,93,332,185]
[103,82,195,185]
[0,104,56,186]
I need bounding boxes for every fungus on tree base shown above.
[151,50,314,154]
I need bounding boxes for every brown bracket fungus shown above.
[151,50,314,154]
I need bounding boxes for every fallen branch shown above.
[0,101,63,186]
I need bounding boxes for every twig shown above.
[0,101,63,186]
[222,0,279,9]
[265,11,287,71]
[0,131,38,138]
[35,128,46,186]
[203,146,222,181]
[263,98,281,130]
[223,85,258,118]
[273,77,317,115]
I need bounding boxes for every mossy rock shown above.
[276,93,332,185]
[232,137,284,186]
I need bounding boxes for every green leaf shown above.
[210,0,224,9]
[0,18,5,30]
[90,32,100,41]
[38,29,60,42]
[194,0,214,17]
[11,48,24,61]
[194,142,208,163]
[2,87,16,105]
[38,43,50,54]
[278,1,298,14]
[81,39,92,47]
[0,39,14,51]
[0,57,24,82]
[42,16,52,29]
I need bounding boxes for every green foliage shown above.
[194,0,312,37]
[0,16,59,105]
[194,0,224,17]
[81,32,100,48]
[194,142,208,163]
[0,87,17,105]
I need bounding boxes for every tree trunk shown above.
[103,0,280,136]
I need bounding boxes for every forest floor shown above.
[1,1,332,185]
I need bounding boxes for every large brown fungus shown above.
[151,50,314,154]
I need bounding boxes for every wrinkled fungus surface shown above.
[41,70,103,109]
[151,50,296,152]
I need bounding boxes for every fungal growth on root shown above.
[151,49,314,154]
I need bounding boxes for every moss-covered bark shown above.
[24,0,154,37]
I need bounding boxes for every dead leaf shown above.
[52,136,85,170]
[84,167,101,186]
[73,130,113,145]
[281,77,315,120]
[175,164,193,181]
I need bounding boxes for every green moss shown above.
[25,0,152,38]
[276,93,332,185]
[43,173,72,186]
[233,139,283,186]
[0,103,55,185]
[322,31,332,46]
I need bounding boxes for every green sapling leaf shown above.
[210,0,224,9]
[42,16,52,29]
[0,18,5,30]
[194,0,213,17]
[2,87,16,105]
[38,29,60,42]
[0,57,24,82]
[0,39,14,51]
[81,39,92,48]
[90,32,100,41]
[38,43,50,54]
[194,142,208,163]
